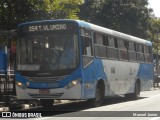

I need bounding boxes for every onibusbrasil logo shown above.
[1,112,42,118]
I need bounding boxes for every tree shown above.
[0,0,83,30]
[80,0,152,39]
[0,0,36,30]
[79,0,105,22]
[37,0,83,19]
[149,18,160,53]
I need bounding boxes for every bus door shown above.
[81,28,95,98]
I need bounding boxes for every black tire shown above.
[134,81,140,99]
[88,87,104,107]
[125,81,140,100]
[40,99,54,108]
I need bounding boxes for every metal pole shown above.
[156,33,159,76]
[156,32,159,87]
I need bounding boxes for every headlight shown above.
[66,78,81,89]
[17,82,22,87]
[16,81,26,89]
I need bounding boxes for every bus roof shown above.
[18,19,152,46]
[75,20,152,46]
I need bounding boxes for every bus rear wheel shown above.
[125,81,140,100]
[40,99,54,108]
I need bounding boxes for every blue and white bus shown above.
[16,19,154,107]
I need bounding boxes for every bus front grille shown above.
[24,76,68,82]
[28,92,64,98]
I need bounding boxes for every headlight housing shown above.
[16,81,26,89]
[66,78,81,89]
[17,82,22,87]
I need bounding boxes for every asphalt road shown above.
[1,88,160,120]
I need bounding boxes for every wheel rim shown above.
[135,83,140,97]
[94,88,102,107]
[95,89,100,102]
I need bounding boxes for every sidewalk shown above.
[0,107,9,112]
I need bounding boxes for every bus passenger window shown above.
[83,37,93,56]
[137,44,145,62]
[94,33,108,58]
[103,36,108,46]
[128,42,137,62]
[94,33,103,45]
[144,46,152,63]
[108,36,115,47]
[107,36,118,59]
[81,28,93,68]
[118,39,128,60]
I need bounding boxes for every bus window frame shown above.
[128,42,137,62]
[94,32,108,58]
[136,43,145,63]
[107,36,119,60]
[117,39,129,61]
[80,27,94,68]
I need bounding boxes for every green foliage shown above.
[80,0,152,39]
[0,0,83,30]
[37,0,83,19]
[149,18,160,36]
[149,18,160,53]
[0,0,36,30]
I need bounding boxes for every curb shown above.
[0,107,9,112]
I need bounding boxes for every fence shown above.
[0,69,15,107]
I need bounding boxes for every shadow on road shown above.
[18,96,148,117]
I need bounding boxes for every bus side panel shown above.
[82,58,138,99]
[103,60,153,95]
[81,58,108,99]
[102,60,139,95]
[81,58,154,100]
[0,52,7,74]
[137,63,154,91]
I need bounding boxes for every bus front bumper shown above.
[16,83,82,100]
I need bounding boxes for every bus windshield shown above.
[16,33,79,75]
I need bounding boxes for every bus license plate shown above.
[39,89,50,94]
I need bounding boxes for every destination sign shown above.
[18,21,78,35]
[28,24,67,32]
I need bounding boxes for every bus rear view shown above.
[16,20,81,107]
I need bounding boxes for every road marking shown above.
[149,117,160,120]
[150,94,160,98]
[29,117,52,120]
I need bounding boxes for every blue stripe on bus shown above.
[82,58,108,99]
[83,59,107,82]
[15,68,82,89]
[137,63,154,81]
[0,52,7,73]
[77,20,91,29]
[145,41,152,46]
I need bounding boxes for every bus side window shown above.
[128,42,137,62]
[107,36,118,59]
[83,37,93,56]
[137,44,145,62]
[118,39,128,60]
[108,36,115,47]
[94,33,107,58]
[144,46,152,63]
[103,35,108,46]
[81,29,93,56]
[81,28,93,68]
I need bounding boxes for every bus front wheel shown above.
[88,87,104,107]
[40,99,54,108]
